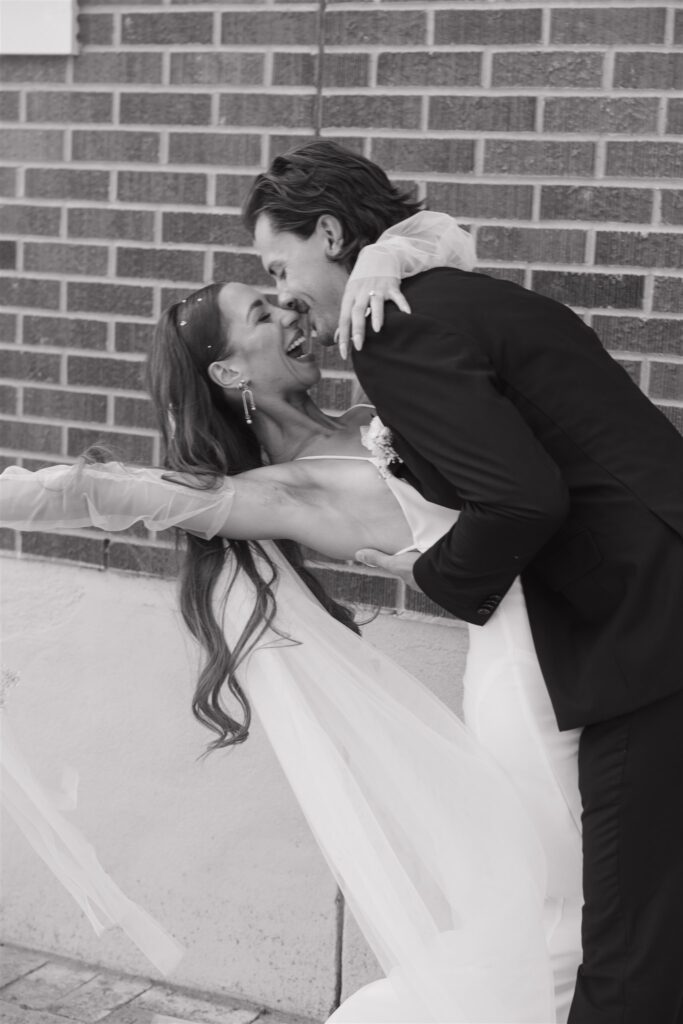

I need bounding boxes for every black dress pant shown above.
[568,687,683,1024]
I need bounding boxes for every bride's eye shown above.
[258,312,272,323]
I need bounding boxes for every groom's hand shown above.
[354,549,422,591]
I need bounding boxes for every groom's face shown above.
[254,213,349,347]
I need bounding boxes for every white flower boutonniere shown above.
[360,416,403,479]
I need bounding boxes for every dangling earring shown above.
[238,379,256,425]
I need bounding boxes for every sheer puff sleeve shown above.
[0,462,235,541]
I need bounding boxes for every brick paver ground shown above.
[0,945,318,1024]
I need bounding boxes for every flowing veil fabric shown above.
[220,545,556,1023]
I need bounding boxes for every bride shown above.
[0,214,582,1023]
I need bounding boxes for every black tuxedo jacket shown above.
[353,268,683,730]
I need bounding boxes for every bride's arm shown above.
[338,211,476,356]
[0,461,311,546]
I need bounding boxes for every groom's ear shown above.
[317,214,344,257]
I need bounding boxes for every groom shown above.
[243,141,683,1023]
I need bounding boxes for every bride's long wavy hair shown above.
[147,283,358,753]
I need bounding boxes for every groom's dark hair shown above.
[242,140,423,270]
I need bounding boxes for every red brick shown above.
[593,316,683,355]
[0,168,17,196]
[595,232,683,269]
[667,100,683,135]
[551,7,666,44]
[67,282,153,318]
[615,359,643,386]
[266,132,318,161]
[477,227,587,264]
[605,142,683,179]
[218,93,314,129]
[0,56,67,83]
[649,362,683,401]
[404,588,455,618]
[68,207,154,242]
[613,53,683,90]
[371,137,474,174]
[160,286,194,310]
[24,315,108,351]
[114,322,154,354]
[117,170,207,206]
[120,92,212,126]
[168,132,261,167]
[221,11,317,45]
[72,130,159,163]
[73,53,163,85]
[0,527,18,550]
[661,191,683,226]
[116,247,204,282]
[2,349,60,382]
[310,377,354,412]
[108,542,179,577]
[0,242,17,269]
[430,96,535,132]
[68,427,154,464]
[652,276,683,313]
[2,129,64,161]
[0,91,20,120]
[67,354,145,391]
[323,95,421,130]
[171,52,264,86]
[484,141,595,178]
[77,13,113,46]
[0,278,60,310]
[431,184,531,222]
[544,97,658,135]
[435,8,541,44]
[26,91,113,123]
[273,53,370,89]
[479,267,527,287]
[312,567,399,610]
[21,532,105,567]
[0,205,61,237]
[596,316,681,355]
[162,211,250,247]
[215,173,258,208]
[0,384,18,414]
[114,396,157,430]
[492,52,603,89]
[676,10,683,45]
[24,242,109,276]
[540,186,653,224]
[24,387,107,423]
[25,168,110,201]
[326,9,426,45]
[658,406,683,435]
[0,312,17,342]
[532,271,644,310]
[212,252,269,287]
[122,13,214,45]
[0,418,62,452]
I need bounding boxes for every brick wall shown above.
[1,0,682,618]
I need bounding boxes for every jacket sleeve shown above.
[353,303,569,624]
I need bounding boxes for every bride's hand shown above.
[337,277,411,361]
[354,548,422,591]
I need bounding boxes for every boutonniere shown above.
[360,416,403,478]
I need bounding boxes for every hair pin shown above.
[179,320,188,326]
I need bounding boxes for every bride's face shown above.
[213,283,321,396]
[253,213,349,347]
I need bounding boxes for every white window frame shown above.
[0,0,78,56]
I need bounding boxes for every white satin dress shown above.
[297,453,583,1024]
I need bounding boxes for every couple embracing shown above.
[3,141,683,1024]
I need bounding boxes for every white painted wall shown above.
[0,555,467,1020]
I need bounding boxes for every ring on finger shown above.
[365,290,377,316]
